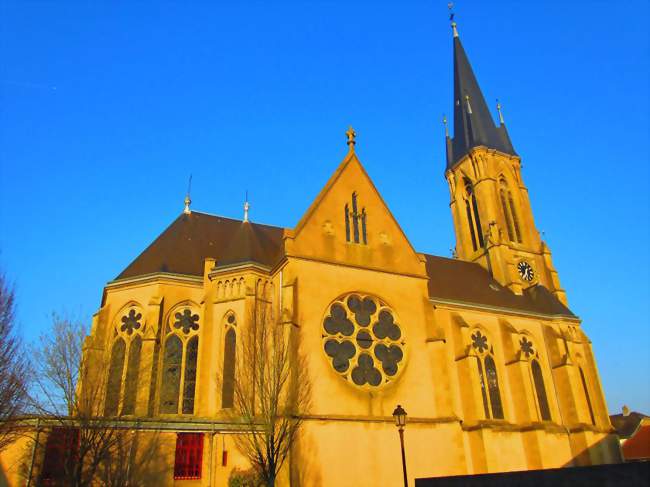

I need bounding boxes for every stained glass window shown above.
[160,335,182,414]
[485,355,503,419]
[531,359,551,421]
[122,335,142,415]
[222,327,236,408]
[322,293,405,388]
[182,336,199,414]
[104,338,125,416]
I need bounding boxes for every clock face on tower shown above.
[517,261,535,282]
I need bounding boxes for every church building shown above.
[1,16,621,487]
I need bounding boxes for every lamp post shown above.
[393,404,408,487]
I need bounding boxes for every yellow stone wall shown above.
[0,151,621,487]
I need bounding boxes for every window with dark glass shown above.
[222,327,236,408]
[476,359,490,418]
[40,427,79,483]
[104,338,125,416]
[579,367,596,425]
[174,433,204,480]
[470,330,503,420]
[160,335,182,414]
[485,355,504,419]
[531,359,551,421]
[121,335,142,415]
[182,336,199,414]
[344,193,367,244]
[464,180,484,251]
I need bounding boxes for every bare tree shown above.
[0,270,29,451]
[28,314,147,487]
[224,303,311,487]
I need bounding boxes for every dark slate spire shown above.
[446,22,516,170]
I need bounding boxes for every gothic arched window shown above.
[344,193,367,244]
[160,305,201,415]
[471,330,503,419]
[160,335,182,414]
[222,313,237,408]
[104,306,146,417]
[104,337,126,416]
[121,335,142,415]
[579,366,596,425]
[499,178,522,243]
[464,179,484,251]
[531,359,551,421]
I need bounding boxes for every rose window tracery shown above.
[322,293,405,388]
[174,309,200,334]
[120,309,142,335]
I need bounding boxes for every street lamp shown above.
[392,404,408,487]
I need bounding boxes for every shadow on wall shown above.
[415,436,643,487]
[13,429,168,487]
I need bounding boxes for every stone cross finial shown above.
[346,126,356,149]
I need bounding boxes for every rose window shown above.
[322,294,405,387]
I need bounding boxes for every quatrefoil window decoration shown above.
[471,331,489,353]
[120,309,142,335]
[520,337,535,358]
[322,293,405,388]
[174,309,200,334]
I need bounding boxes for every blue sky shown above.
[1,1,648,414]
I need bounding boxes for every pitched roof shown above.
[115,212,285,280]
[424,254,575,317]
[622,423,650,460]
[447,31,516,169]
[114,216,574,317]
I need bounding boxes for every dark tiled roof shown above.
[447,35,516,169]
[610,412,649,439]
[423,254,575,317]
[115,214,574,317]
[116,212,285,280]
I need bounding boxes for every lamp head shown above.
[392,404,407,428]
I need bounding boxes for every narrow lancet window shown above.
[222,328,236,408]
[500,183,515,241]
[579,367,596,425]
[122,336,142,415]
[531,359,551,421]
[352,192,360,243]
[485,355,503,419]
[464,180,483,250]
[104,338,126,416]
[160,335,182,414]
[361,208,367,244]
[345,204,351,242]
[508,193,522,243]
[476,359,490,418]
[182,336,199,414]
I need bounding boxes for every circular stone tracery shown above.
[322,293,405,388]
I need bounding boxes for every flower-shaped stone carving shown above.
[520,337,534,358]
[174,309,200,334]
[372,310,401,340]
[120,309,142,335]
[347,295,377,326]
[323,293,405,388]
[324,304,354,336]
[324,339,355,373]
[351,353,382,386]
[375,344,403,376]
[471,331,488,353]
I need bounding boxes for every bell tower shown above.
[444,18,567,304]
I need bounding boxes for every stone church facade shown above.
[1,19,621,487]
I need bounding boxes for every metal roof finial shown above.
[183,175,192,214]
[465,95,473,115]
[243,190,250,222]
[448,3,458,38]
[496,99,505,125]
[443,114,449,137]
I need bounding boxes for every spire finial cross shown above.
[243,190,250,222]
[346,126,356,150]
[448,3,458,37]
[183,174,192,214]
[496,99,505,125]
